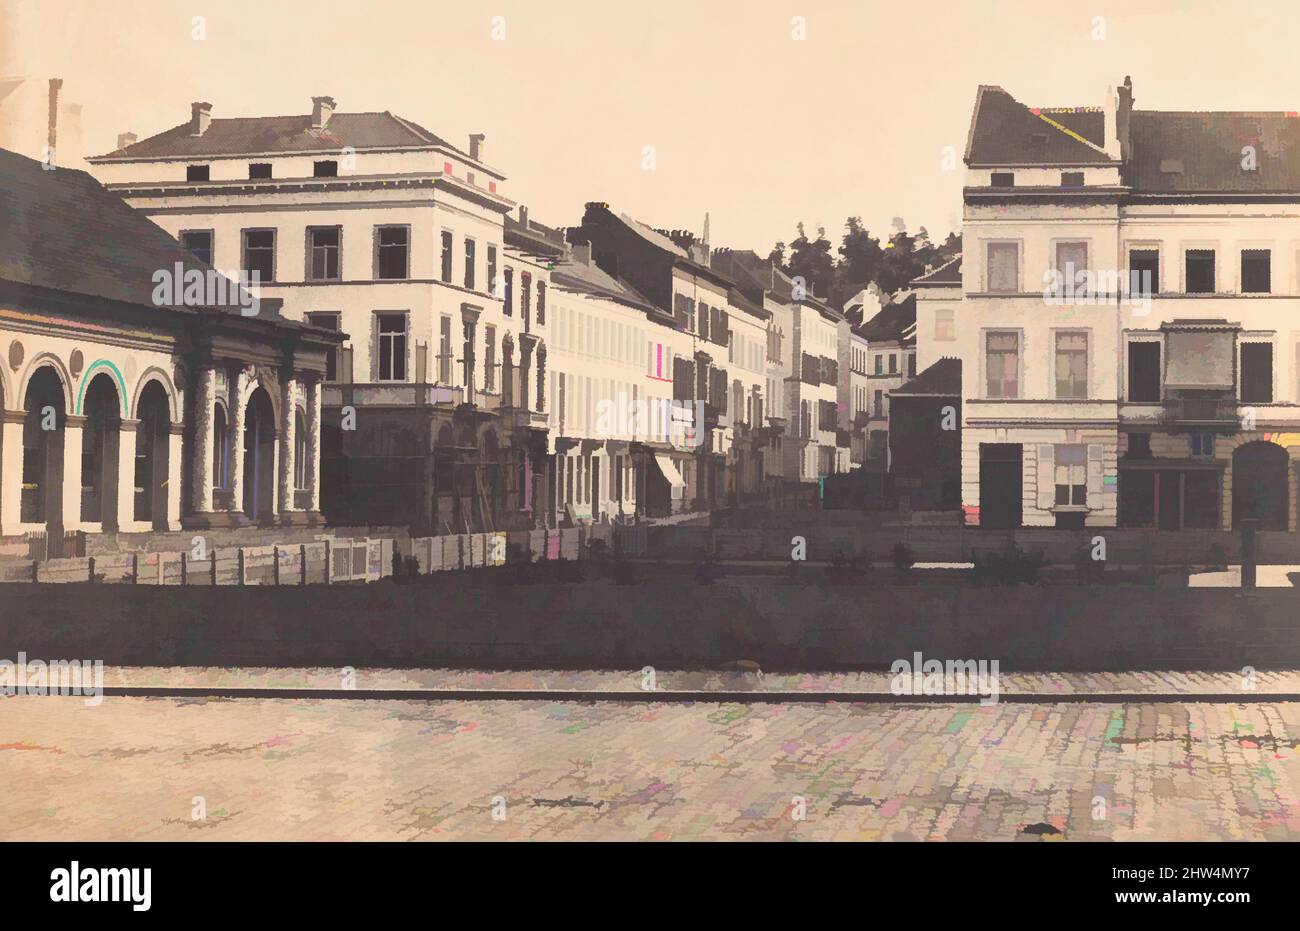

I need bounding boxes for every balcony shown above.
[1162,396,1239,429]
[323,383,464,408]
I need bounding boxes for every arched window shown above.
[213,405,228,488]
[294,410,308,490]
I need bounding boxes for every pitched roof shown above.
[1127,110,1300,194]
[0,146,217,311]
[858,293,916,342]
[893,357,962,396]
[550,257,658,313]
[911,254,963,287]
[92,110,486,166]
[966,85,1114,166]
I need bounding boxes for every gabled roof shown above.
[1,147,219,312]
[893,357,961,397]
[965,85,1114,166]
[550,257,659,314]
[911,254,963,287]
[858,293,916,343]
[90,110,495,172]
[1128,111,1300,194]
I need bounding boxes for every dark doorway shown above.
[1233,441,1288,530]
[22,366,66,538]
[979,443,1022,529]
[135,381,171,531]
[242,386,276,524]
[81,373,121,529]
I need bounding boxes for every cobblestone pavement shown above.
[4,688,1300,840]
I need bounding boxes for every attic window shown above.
[249,163,272,179]
[313,160,338,177]
[1159,159,1184,174]
[990,172,1015,188]
[186,164,209,182]
[1061,171,1085,187]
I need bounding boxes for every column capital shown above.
[64,414,88,428]
[1,409,25,425]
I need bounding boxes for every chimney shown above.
[519,205,529,229]
[47,78,62,152]
[1117,75,1134,162]
[469,133,485,161]
[573,243,592,265]
[117,131,137,151]
[1103,84,1121,160]
[311,96,336,129]
[190,102,212,137]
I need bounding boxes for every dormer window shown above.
[186,164,209,182]
[313,160,338,177]
[990,171,1015,188]
[249,163,272,179]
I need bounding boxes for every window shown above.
[249,162,272,179]
[1061,171,1085,187]
[908,354,917,377]
[180,230,213,265]
[464,238,476,290]
[521,272,532,323]
[241,229,275,283]
[1127,341,1161,402]
[1055,331,1088,399]
[313,160,338,177]
[306,226,341,281]
[1190,432,1215,457]
[484,325,496,392]
[213,406,228,488]
[1055,241,1089,289]
[537,280,546,325]
[438,315,453,384]
[990,171,1015,187]
[306,312,342,381]
[1241,249,1271,293]
[1125,432,1151,459]
[186,164,209,182]
[439,231,454,283]
[934,308,955,341]
[986,242,1019,292]
[1054,444,1086,507]
[1129,249,1159,296]
[1185,249,1215,293]
[699,302,710,340]
[375,226,409,280]
[985,331,1019,398]
[874,354,883,375]
[888,354,897,374]
[376,313,407,381]
[1241,342,1273,403]
[503,267,513,315]
[487,245,498,296]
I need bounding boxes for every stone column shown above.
[167,423,184,531]
[0,411,25,536]
[192,366,217,514]
[278,374,298,515]
[226,367,248,515]
[62,414,85,532]
[306,377,322,514]
[116,419,139,531]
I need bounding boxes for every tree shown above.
[785,222,835,299]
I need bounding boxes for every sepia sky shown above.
[1,0,1295,255]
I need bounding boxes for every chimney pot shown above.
[311,95,336,129]
[117,131,137,151]
[190,102,212,137]
[519,205,529,228]
[469,133,485,161]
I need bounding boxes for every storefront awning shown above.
[1163,326,1236,389]
[653,453,686,490]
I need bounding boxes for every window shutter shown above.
[1036,444,1055,509]
[1086,443,1104,509]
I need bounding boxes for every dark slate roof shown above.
[0,147,217,311]
[92,111,478,164]
[1128,111,1300,194]
[550,258,658,313]
[893,357,961,396]
[858,293,916,342]
[966,85,1113,166]
[911,254,962,286]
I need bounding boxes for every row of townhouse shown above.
[896,76,1300,532]
[66,96,852,536]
